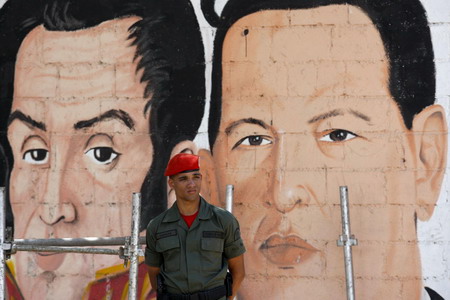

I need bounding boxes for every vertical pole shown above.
[128,193,141,300]
[338,186,357,300]
[225,185,234,213]
[225,185,237,299]
[0,187,5,300]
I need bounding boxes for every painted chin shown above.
[36,252,66,271]
[259,234,319,266]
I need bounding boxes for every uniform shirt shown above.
[145,197,246,294]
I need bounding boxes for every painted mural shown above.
[0,0,205,298]
[0,0,449,299]
[200,0,448,299]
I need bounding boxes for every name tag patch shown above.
[203,231,224,239]
[156,229,177,240]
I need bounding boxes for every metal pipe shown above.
[128,193,141,300]
[13,245,121,255]
[1,191,146,298]
[225,185,234,213]
[337,186,357,300]
[225,185,238,300]
[14,236,146,247]
[0,188,5,300]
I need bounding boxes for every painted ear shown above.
[413,105,447,221]
[198,148,220,206]
[166,140,198,206]
[170,140,198,156]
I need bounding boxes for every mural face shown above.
[0,0,206,297]
[208,6,446,300]
[7,17,153,299]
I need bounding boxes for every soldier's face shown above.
[212,6,426,299]
[7,17,152,299]
[169,171,202,203]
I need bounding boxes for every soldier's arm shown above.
[222,211,246,299]
[145,219,163,292]
[147,265,161,291]
[228,254,245,300]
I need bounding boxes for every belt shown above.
[166,285,226,300]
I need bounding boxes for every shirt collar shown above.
[162,202,181,223]
[198,197,213,220]
[162,196,212,223]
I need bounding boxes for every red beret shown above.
[164,153,200,176]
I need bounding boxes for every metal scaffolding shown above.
[128,193,142,300]
[1,184,358,300]
[337,186,358,300]
[225,184,234,213]
[0,187,144,299]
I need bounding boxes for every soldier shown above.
[145,153,246,300]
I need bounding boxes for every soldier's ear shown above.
[166,140,198,206]
[412,104,447,221]
[198,148,220,206]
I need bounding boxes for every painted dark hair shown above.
[0,0,205,230]
[202,0,435,149]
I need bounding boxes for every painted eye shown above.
[85,147,120,165]
[320,129,357,142]
[233,135,272,149]
[23,149,49,165]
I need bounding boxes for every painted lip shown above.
[37,252,58,257]
[36,252,66,271]
[259,234,319,266]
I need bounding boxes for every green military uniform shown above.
[145,197,245,298]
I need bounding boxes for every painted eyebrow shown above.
[8,110,46,131]
[74,109,135,130]
[224,118,269,135]
[308,109,371,124]
[349,109,370,122]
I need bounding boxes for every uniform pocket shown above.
[156,235,180,272]
[201,238,224,272]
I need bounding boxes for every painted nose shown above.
[39,168,77,226]
[272,134,311,213]
[272,170,310,213]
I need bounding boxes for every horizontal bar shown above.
[14,236,146,247]
[13,245,121,255]
[12,245,145,257]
